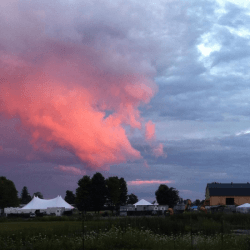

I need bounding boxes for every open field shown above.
[2,213,250,249]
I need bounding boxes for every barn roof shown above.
[207,183,250,196]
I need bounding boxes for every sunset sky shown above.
[1,0,250,203]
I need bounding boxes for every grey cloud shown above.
[218,2,249,28]
[138,1,250,123]
[123,132,250,200]
[211,29,250,67]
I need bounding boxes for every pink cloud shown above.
[54,165,86,176]
[0,145,3,151]
[144,121,167,158]
[127,179,174,185]
[0,0,164,170]
[153,143,166,157]
[143,160,149,168]
[145,120,155,140]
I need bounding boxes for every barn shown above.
[206,182,250,206]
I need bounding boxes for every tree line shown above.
[63,173,181,212]
[0,174,183,211]
[0,176,45,209]
[65,173,139,214]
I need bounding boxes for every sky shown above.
[1,0,250,203]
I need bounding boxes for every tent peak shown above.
[134,199,152,206]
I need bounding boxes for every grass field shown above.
[1,213,250,249]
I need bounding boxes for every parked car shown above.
[30,213,36,218]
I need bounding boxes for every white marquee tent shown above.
[21,195,74,210]
[236,203,250,214]
[134,199,152,206]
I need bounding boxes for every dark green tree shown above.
[106,176,121,213]
[119,177,128,206]
[91,172,107,213]
[75,175,92,213]
[127,193,138,204]
[33,192,43,199]
[155,184,179,208]
[193,199,201,206]
[20,186,32,204]
[0,176,19,209]
[65,190,75,204]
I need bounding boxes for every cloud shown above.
[127,179,174,185]
[2,0,250,203]
[236,129,250,136]
[145,120,156,140]
[143,160,150,168]
[54,165,86,176]
[0,146,3,151]
[0,0,162,169]
[144,120,166,158]
[153,143,166,157]
[140,1,250,127]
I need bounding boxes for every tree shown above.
[119,178,128,206]
[75,175,92,213]
[127,193,138,204]
[106,176,121,213]
[91,172,107,213]
[33,192,43,199]
[65,190,75,204]
[193,199,201,206]
[155,184,179,208]
[20,186,32,204]
[0,176,19,209]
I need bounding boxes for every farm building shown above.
[120,199,169,216]
[206,182,250,206]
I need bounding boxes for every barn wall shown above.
[210,196,250,206]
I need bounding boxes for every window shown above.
[226,198,234,205]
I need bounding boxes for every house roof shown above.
[207,183,250,196]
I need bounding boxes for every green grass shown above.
[1,224,250,250]
[2,214,250,249]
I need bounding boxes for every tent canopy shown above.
[21,195,74,210]
[236,203,250,214]
[134,199,152,206]
[237,203,250,208]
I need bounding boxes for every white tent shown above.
[134,199,152,206]
[21,195,74,210]
[236,203,250,214]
